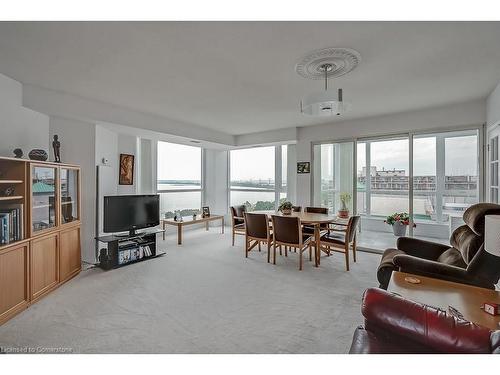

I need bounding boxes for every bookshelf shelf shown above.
[0,180,23,184]
[32,204,51,209]
[0,196,24,201]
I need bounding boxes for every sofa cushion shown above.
[349,327,431,354]
[436,247,467,268]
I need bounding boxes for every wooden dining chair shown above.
[304,206,328,214]
[303,206,329,235]
[271,215,313,270]
[230,205,247,246]
[292,206,302,212]
[244,212,272,262]
[318,215,361,271]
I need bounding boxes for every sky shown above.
[355,134,478,177]
[157,141,201,181]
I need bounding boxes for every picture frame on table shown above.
[202,206,210,217]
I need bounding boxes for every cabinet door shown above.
[30,233,59,301]
[60,168,80,225]
[0,242,29,324]
[31,165,58,235]
[59,226,81,282]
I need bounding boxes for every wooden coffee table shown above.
[161,215,224,245]
[388,271,500,330]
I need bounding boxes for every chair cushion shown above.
[450,225,483,264]
[377,248,406,289]
[436,247,467,268]
[320,232,346,245]
[462,203,500,236]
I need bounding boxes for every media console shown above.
[95,229,165,270]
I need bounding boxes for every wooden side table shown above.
[161,215,224,245]
[388,271,500,330]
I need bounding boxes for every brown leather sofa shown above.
[349,288,500,354]
[377,203,500,289]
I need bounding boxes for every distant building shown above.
[376,167,405,177]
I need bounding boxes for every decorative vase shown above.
[392,221,407,236]
[338,209,349,218]
[28,149,48,161]
[281,208,292,215]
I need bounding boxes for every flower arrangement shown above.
[384,212,416,227]
[339,192,351,210]
[385,212,416,236]
[278,201,293,215]
[338,192,351,218]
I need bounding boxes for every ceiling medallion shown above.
[296,47,360,116]
[295,47,361,80]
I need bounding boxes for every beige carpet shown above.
[0,229,380,353]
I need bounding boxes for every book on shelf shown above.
[0,203,24,245]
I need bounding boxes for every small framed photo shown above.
[119,153,135,185]
[202,206,210,217]
[297,161,311,174]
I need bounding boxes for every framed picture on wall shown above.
[119,153,135,185]
[297,161,311,174]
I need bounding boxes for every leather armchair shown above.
[377,203,500,289]
[349,288,500,354]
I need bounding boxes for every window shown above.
[355,137,410,218]
[229,145,288,211]
[413,130,479,239]
[313,142,354,214]
[157,141,203,218]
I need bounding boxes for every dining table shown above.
[262,210,348,267]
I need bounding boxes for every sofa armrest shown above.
[362,288,492,353]
[393,255,494,289]
[396,237,450,260]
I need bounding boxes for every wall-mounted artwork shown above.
[119,153,135,185]
[297,161,311,174]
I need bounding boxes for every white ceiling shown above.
[0,22,499,135]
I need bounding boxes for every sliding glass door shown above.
[312,128,481,251]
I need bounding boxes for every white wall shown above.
[139,138,154,194]
[294,99,486,207]
[487,81,500,128]
[0,74,49,157]
[23,84,234,147]
[204,149,229,221]
[49,116,96,262]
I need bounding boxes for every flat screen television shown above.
[104,194,160,236]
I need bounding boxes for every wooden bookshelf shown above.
[0,156,81,325]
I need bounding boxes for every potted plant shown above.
[338,192,351,218]
[384,212,416,236]
[278,201,293,215]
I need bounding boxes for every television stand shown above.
[95,229,165,270]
